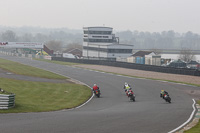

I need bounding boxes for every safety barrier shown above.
[0,89,15,110]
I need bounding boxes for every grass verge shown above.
[0,78,92,113]
[184,101,200,133]
[76,66,200,87]
[34,58,81,66]
[0,58,66,79]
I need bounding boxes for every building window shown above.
[83,46,132,53]
[88,39,113,43]
[84,31,89,34]
[83,38,88,42]
[92,36,103,38]
[108,49,132,53]
[87,31,112,35]
[83,46,108,52]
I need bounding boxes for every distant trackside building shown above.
[82,27,133,60]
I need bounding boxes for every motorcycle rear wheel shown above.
[130,96,135,102]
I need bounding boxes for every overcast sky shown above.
[0,0,200,33]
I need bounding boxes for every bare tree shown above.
[178,48,196,62]
[65,43,82,50]
[34,33,48,42]
[1,30,17,41]
[19,33,33,42]
[45,40,63,52]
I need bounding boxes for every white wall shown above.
[127,56,135,63]
[116,57,127,62]
[145,55,161,66]
[107,53,132,58]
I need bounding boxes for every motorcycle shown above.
[163,94,171,103]
[94,89,101,98]
[126,90,135,102]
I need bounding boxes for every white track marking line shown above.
[168,99,196,133]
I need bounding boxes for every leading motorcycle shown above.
[163,94,171,103]
[126,90,135,102]
[94,89,101,98]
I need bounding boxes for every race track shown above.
[0,54,198,133]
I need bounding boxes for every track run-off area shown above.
[0,54,199,133]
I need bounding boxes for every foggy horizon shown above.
[1,25,200,35]
[1,0,200,34]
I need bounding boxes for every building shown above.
[0,42,54,56]
[187,60,200,69]
[127,51,161,65]
[83,27,133,60]
[167,59,187,68]
[145,54,161,66]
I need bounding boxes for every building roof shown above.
[171,59,186,63]
[188,60,199,65]
[132,51,154,57]
[83,26,112,29]
[168,59,187,68]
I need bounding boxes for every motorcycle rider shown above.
[93,84,99,92]
[160,90,169,98]
[124,82,131,92]
[124,82,133,96]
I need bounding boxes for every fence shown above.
[52,57,200,76]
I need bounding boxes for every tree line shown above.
[0,27,200,51]
[116,30,200,50]
[0,29,82,52]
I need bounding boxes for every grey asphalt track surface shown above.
[0,54,198,133]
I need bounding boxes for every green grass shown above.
[0,58,66,79]
[0,91,12,95]
[184,122,200,133]
[0,78,92,113]
[184,100,200,133]
[0,58,92,113]
[34,58,81,66]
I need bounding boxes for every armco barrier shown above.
[0,94,15,109]
[52,57,200,76]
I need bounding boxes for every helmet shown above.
[161,90,164,92]
[94,84,96,86]
[125,82,127,85]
